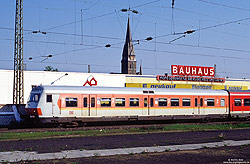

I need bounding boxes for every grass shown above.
[1,123,250,141]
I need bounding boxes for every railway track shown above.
[2,118,250,133]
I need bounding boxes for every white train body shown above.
[26,85,229,123]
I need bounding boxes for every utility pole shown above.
[13,0,24,104]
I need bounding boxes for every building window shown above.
[158,98,167,107]
[171,98,179,106]
[130,98,139,107]
[66,98,78,107]
[46,94,52,103]
[234,99,241,106]
[91,98,95,107]
[207,99,215,106]
[101,98,111,107]
[221,99,225,107]
[244,99,250,106]
[115,98,125,107]
[182,98,191,106]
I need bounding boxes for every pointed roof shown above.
[123,17,135,60]
[126,17,133,46]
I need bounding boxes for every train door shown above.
[82,94,89,116]
[149,96,155,115]
[52,94,60,116]
[194,96,202,115]
[89,95,97,116]
[143,95,149,115]
[142,95,155,115]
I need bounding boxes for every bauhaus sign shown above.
[172,65,214,77]
[157,65,225,83]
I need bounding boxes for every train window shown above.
[221,99,225,107]
[83,97,87,107]
[144,98,148,107]
[130,98,139,107]
[101,98,111,107]
[158,98,167,107]
[195,98,198,107]
[234,99,241,106]
[91,98,95,107]
[150,98,154,107]
[66,98,78,107]
[207,99,215,106]
[115,98,125,107]
[46,94,52,103]
[171,98,179,106]
[28,93,40,102]
[182,98,191,106]
[244,99,250,106]
[200,98,203,107]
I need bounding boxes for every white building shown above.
[0,69,126,104]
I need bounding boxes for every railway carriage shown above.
[26,85,230,124]
[229,90,250,118]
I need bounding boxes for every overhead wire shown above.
[197,0,250,12]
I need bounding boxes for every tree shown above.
[44,66,59,72]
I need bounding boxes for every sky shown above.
[1,0,250,79]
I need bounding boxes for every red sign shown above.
[83,76,97,86]
[171,65,214,77]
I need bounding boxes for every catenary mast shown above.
[13,0,24,104]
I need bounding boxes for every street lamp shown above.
[51,73,68,85]
[29,54,53,62]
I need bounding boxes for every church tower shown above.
[121,17,136,74]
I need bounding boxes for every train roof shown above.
[31,85,228,96]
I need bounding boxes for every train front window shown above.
[28,93,40,102]
[244,99,250,106]
[66,98,78,107]
[101,98,111,107]
[234,99,241,106]
[207,99,215,106]
[182,98,191,106]
[130,98,139,107]
[115,98,125,107]
[158,98,167,107]
[171,98,179,106]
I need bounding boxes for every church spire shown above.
[121,17,136,74]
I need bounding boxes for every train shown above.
[25,85,250,125]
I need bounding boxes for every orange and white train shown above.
[25,85,250,124]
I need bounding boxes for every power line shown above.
[43,11,116,31]
[195,17,250,31]
[197,0,250,12]
[132,0,161,8]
